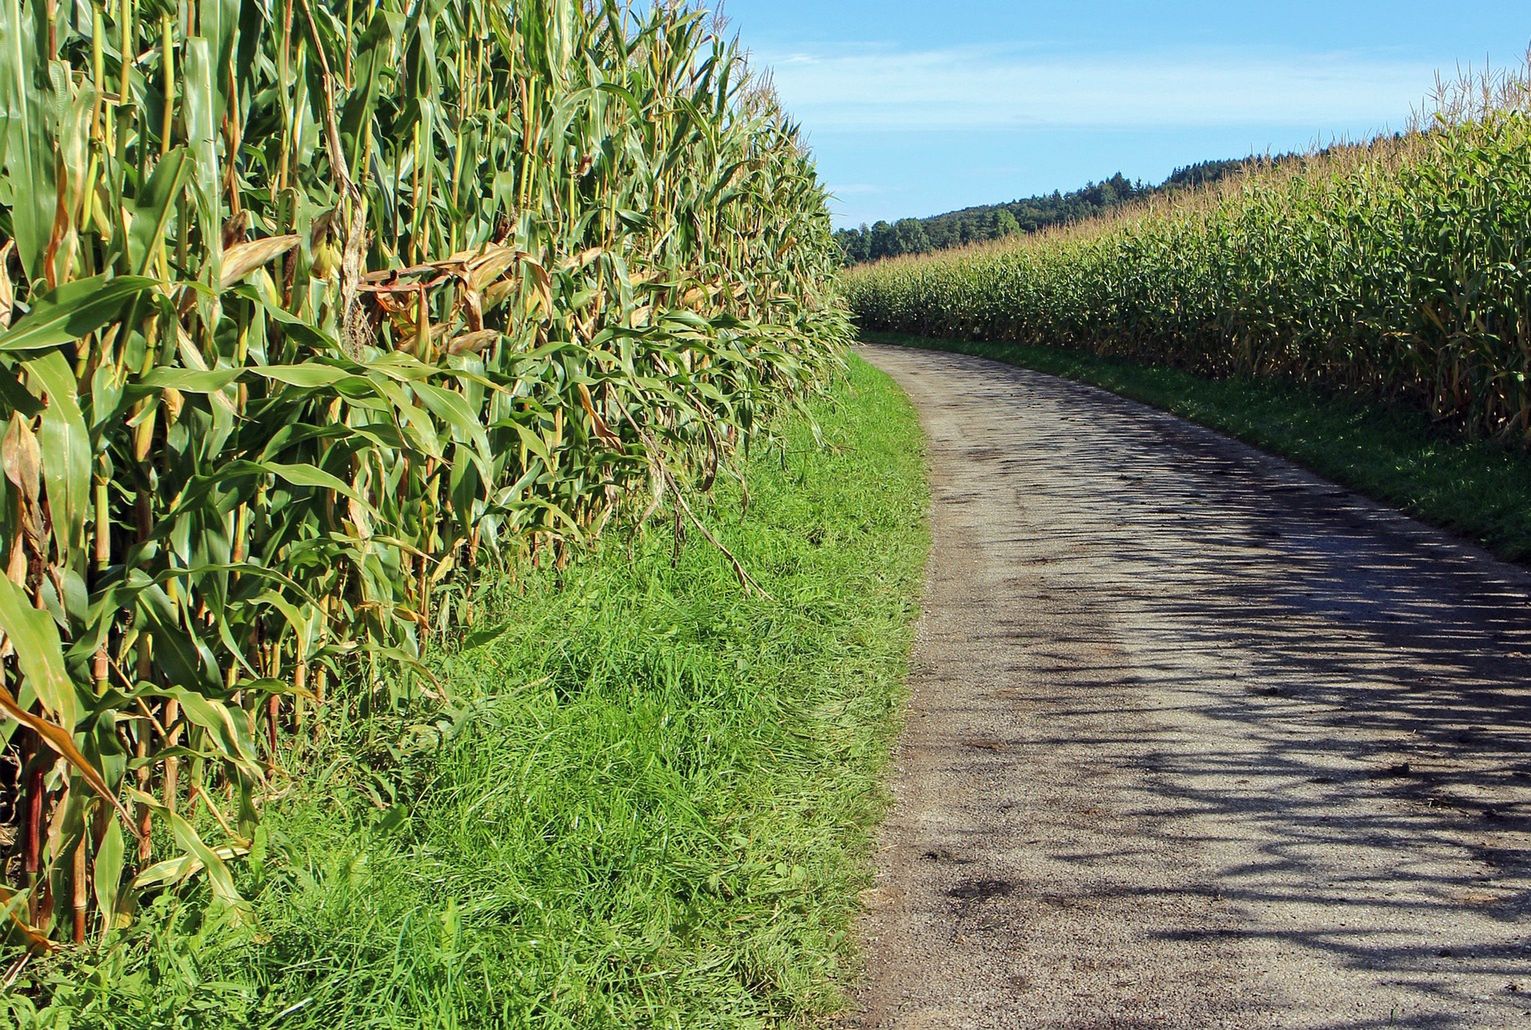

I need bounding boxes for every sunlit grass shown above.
[9,356,928,1028]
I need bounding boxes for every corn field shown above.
[0,0,847,950]
[846,67,1531,444]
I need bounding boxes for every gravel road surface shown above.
[848,345,1531,1029]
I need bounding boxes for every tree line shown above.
[835,160,1257,265]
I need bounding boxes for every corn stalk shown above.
[0,0,849,949]
[846,62,1531,444]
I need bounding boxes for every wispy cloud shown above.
[758,45,1443,132]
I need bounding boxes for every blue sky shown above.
[715,1,1530,228]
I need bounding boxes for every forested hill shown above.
[835,157,1260,265]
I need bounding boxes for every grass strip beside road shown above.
[13,355,928,1029]
[865,331,1531,565]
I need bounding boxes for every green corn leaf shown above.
[0,575,75,728]
[92,821,126,931]
[0,0,54,282]
[128,148,192,277]
[0,275,159,353]
[25,350,90,557]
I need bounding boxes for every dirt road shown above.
[849,345,1531,1029]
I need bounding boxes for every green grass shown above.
[866,331,1531,564]
[8,355,928,1029]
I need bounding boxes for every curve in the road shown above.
[850,344,1531,1030]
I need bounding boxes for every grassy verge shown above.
[10,355,928,1029]
[865,331,1531,564]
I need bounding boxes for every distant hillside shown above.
[835,157,1262,265]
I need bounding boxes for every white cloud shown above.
[757,44,1442,132]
